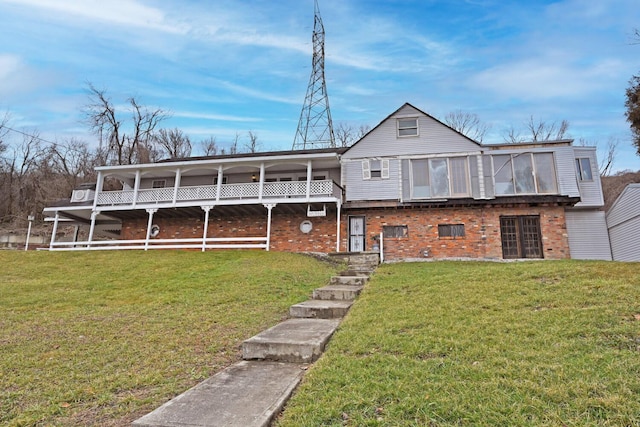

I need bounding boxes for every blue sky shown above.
[0,0,639,172]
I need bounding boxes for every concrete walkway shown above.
[132,253,378,427]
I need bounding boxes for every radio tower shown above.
[292,0,335,150]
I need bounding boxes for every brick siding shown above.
[121,204,570,260]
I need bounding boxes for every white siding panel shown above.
[554,147,580,197]
[343,105,480,159]
[565,210,612,260]
[606,184,640,228]
[609,219,640,261]
[344,159,400,201]
[573,148,604,207]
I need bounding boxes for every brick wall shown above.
[121,204,570,260]
[344,204,570,260]
[121,210,340,253]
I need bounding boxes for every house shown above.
[606,183,640,261]
[43,103,611,261]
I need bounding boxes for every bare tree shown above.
[244,131,261,153]
[199,136,218,156]
[443,111,490,142]
[48,138,98,192]
[84,83,169,165]
[503,116,570,143]
[154,128,192,159]
[0,111,10,155]
[229,132,240,155]
[578,137,619,177]
[334,122,371,147]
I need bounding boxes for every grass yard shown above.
[0,250,339,427]
[277,260,640,427]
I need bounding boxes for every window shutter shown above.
[362,160,371,180]
[381,159,390,179]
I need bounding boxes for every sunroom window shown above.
[410,157,469,199]
[493,153,557,195]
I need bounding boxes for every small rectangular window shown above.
[213,176,228,185]
[370,160,382,178]
[397,118,418,137]
[383,225,408,238]
[363,159,389,180]
[152,179,166,188]
[438,224,465,239]
[575,158,593,181]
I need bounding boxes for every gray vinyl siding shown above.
[553,147,580,197]
[401,159,410,202]
[343,105,480,159]
[573,148,604,207]
[469,155,480,199]
[609,219,640,261]
[565,210,612,260]
[606,184,640,261]
[606,184,640,228]
[482,155,495,199]
[343,159,400,201]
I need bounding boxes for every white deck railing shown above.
[96,180,340,206]
[48,237,268,251]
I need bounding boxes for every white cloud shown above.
[471,57,624,100]
[0,0,188,33]
[173,111,263,123]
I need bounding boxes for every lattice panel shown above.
[137,188,174,203]
[97,191,134,205]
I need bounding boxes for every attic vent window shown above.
[397,118,418,137]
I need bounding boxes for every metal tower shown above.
[292,0,335,150]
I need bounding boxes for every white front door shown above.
[349,216,365,252]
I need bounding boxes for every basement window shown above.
[438,224,465,239]
[383,225,408,238]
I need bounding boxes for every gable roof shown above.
[345,102,483,155]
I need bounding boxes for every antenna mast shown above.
[292,0,335,150]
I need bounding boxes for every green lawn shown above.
[277,261,640,427]
[0,250,339,427]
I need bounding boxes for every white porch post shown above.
[144,208,157,251]
[263,203,276,251]
[258,163,265,201]
[201,206,212,252]
[49,211,60,250]
[336,202,341,252]
[306,160,312,200]
[92,171,103,210]
[132,170,141,207]
[216,165,223,202]
[173,168,182,204]
[87,211,99,248]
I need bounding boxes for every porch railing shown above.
[48,236,268,251]
[95,179,341,206]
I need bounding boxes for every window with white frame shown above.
[410,156,470,199]
[397,117,418,137]
[362,159,390,180]
[575,157,593,181]
[152,179,166,189]
[213,176,228,185]
[493,152,558,195]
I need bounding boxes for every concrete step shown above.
[330,275,367,286]
[289,299,353,319]
[242,318,340,363]
[339,269,372,277]
[312,284,363,301]
[132,361,305,427]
